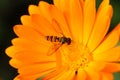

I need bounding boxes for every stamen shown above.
[75,70,78,75]
[60,42,93,71]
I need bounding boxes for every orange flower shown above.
[6,0,120,80]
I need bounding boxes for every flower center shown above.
[60,42,93,71]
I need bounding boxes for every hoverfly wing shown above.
[47,43,62,56]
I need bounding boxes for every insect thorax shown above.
[46,36,71,45]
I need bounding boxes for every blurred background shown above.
[0,0,120,80]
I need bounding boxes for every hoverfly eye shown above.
[67,38,71,45]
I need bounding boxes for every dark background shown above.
[0,0,120,80]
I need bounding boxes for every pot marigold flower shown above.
[6,0,120,80]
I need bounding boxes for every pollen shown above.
[60,42,93,71]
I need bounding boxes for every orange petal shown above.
[14,68,55,80]
[5,46,16,57]
[53,0,60,8]
[87,5,113,51]
[76,69,87,80]
[93,27,119,54]
[6,40,43,58]
[87,16,110,52]
[28,5,40,15]
[102,63,120,73]
[11,38,51,54]
[9,59,24,68]
[55,50,62,69]
[86,61,106,71]
[56,70,75,80]
[93,46,120,62]
[31,14,59,36]
[56,0,84,12]
[101,72,113,80]
[14,75,20,80]
[55,0,68,12]
[98,0,109,8]
[79,0,84,8]
[38,1,52,22]
[64,0,83,43]
[114,23,120,37]
[9,39,56,63]
[83,0,96,45]
[18,62,56,75]
[9,54,55,69]
[13,25,50,44]
[20,15,33,27]
[43,67,65,80]
[97,0,110,17]
[21,14,59,36]
[50,5,71,37]
[9,58,38,69]
[117,23,120,33]
[43,68,64,80]
[43,66,68,80]
[51,19,64,36]
[14,51,56,63]
[85,69,101,80]
[97,0,112,19]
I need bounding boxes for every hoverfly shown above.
[45,35,71,56]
